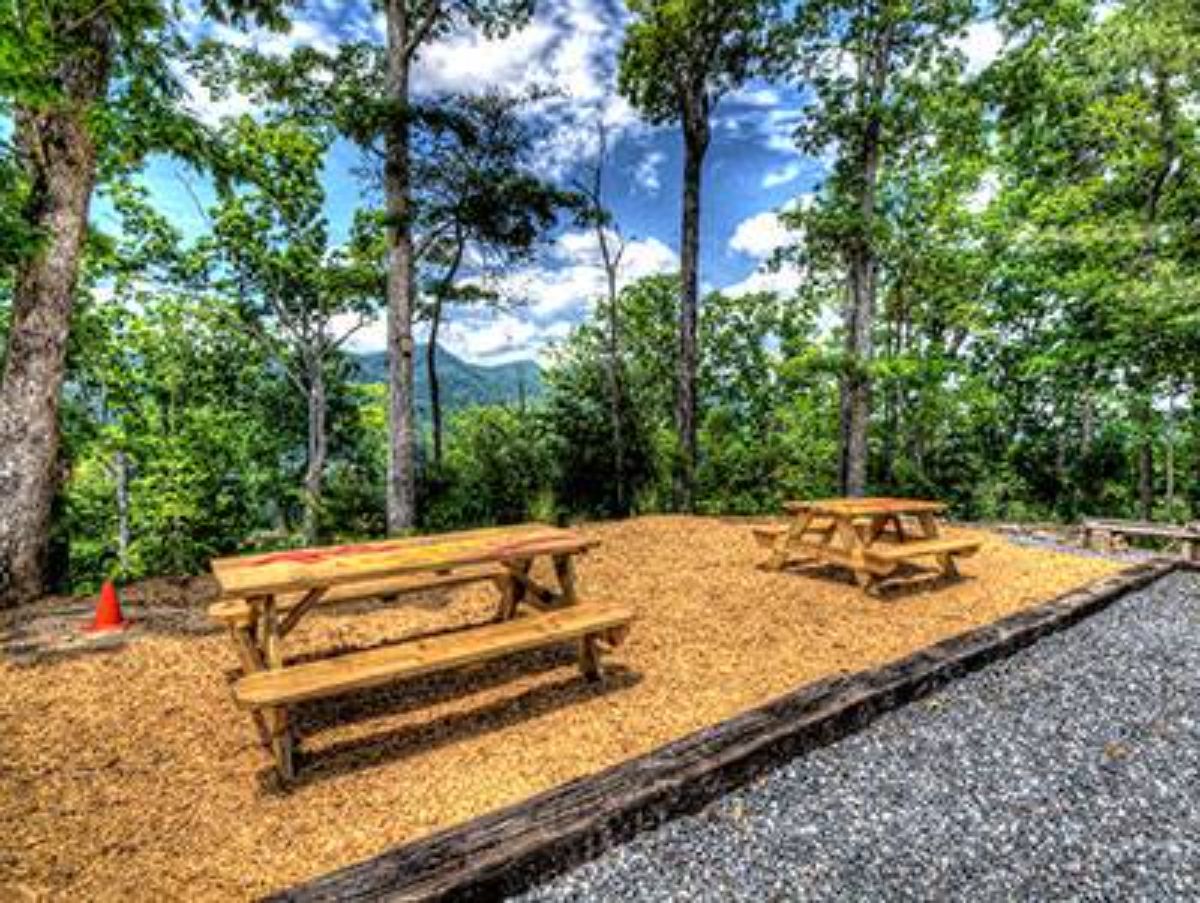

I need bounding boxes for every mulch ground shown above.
[0,516,1120,901]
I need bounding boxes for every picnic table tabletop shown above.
[783,497,947,518]
[212,523,597,599]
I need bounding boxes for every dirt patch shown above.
[0,517,1120,901]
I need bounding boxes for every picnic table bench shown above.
[754,497,980,593]
[1082,517,1199,561]
[209,524,633,781]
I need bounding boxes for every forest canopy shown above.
[0,0,1197,601]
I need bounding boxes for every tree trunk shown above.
[0,17,112,606]
[1164,390,1175,513]
[114,449,130,575]
[675,102,709,512]
[427,299,444,468]
[838,29,890,499]
[604,279,627,517]
[840,207,878,497]
[428,234,464,470]
[384,0,417,533]
[302,363,328,546]
[1139,438,1154,521]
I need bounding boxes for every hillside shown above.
[351,344,542,414]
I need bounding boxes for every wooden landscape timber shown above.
[272,558,1185,903]
[1082,518,1200,561]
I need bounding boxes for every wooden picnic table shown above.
[209,523,633,781]
[754,497,980,593]
[1081,517,1200,561]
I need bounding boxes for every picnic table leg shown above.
[496,559,532,620]
[250,594,296,782]
[830,514,873,590]
[554,552,599,678]
[579,635,602,682]
[917,512,959,578]
[866,514,894,545]
[766,511,813,570]
[553,553,578,605]
[228,625,273,748]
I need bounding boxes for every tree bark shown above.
[840,188,879,497]
[0,16,113,606]
[675,97,710,513]
[114,449,130,575]
[302,362,328,546]
[1138,437,1154,521]
[837,25,891,499]
[384,0,417,533]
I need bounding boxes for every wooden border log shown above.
[270,558,1183,903]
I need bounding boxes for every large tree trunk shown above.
[838,29,891,499]
[675,103,709,512]
[840,248,875,498]
[302,363,328,546]
[0,18,112,606]
[384,0,417,533]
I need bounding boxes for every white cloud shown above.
[725,86,783,108]
[178,6,339,125]
[411,0,638,176]
[723,204,806,298]
[494,229,678,320]
[633,150,666,193]
[729,209,798,259]
[761,161,803,189]
[344,228,679,363]
[955,20,1004,76]
[722,267,804,299]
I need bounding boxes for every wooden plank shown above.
[271,559,1180,903]
[234,602,635,708]
[217,523,552,571]
[867,537,980,563]
[212,525,594,601]
[208,565,507,626]
[786,497,946,518]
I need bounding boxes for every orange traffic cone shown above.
[84,580,131,632]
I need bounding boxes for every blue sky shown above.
[123,0,1002,364]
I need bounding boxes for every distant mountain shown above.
[351,343,542,414]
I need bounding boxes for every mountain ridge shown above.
[351,343,542,414]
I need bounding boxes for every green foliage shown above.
[5,0,1200,601]
[618,0,786,126]
[63,293,294,586]
[420,406,552,530]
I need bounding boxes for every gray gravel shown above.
[520,570,1200,902]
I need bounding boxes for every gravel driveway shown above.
[521,569,1200,902]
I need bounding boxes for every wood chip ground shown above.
[0,517,1120,901]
